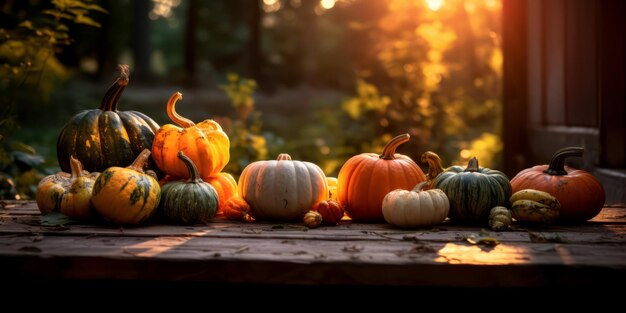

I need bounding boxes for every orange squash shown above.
[510,147,605,222]
[337,134,426,222]
[204,172,238,213]
[152,92,230,179]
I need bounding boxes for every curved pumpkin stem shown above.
[421,151,444,180]
[167,91,196,128]
[411,181,429,192]
[544,147,584,176]
[100,64,130,112]
[177,151,203,183]
[277,154,292,161]
[380,133,410,160]
[69,155,84,180]
[464,157,479,173]
[127,149,151,173]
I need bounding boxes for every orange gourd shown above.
[152,92,230,179]
[204,172,238,213]
[337,134,426,222]
[510,147,605,222]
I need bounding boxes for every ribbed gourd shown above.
[159,151,219,225]
[432,157,511,224]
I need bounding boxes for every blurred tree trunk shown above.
[132,0,152,84]
[296,0,318,86]
[184,0,199,86]
[246,0,261,82]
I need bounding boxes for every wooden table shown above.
[1,201,625,291]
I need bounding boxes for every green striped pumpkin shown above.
[92,149,161,224]
[159,152,219,224]
[57,64,160,174]
[432,157,511,224]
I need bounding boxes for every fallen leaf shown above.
[528,231,568,243]
[465,234,500,245]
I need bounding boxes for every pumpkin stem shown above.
[544,147,584,175]
[99,64,130,111]
[380,133,410,160]
[277,154,292,161]
[177,151,203,183]
[167,91,196,128]
[127,149,151,173]
[69,155,84,180]
[464,157,479,172]
[421,151,444,180]
[411,181,429,192]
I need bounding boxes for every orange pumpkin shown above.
[510,147,605,222]
[312,200,344,225]
[337,134,426,222]
[204,172,238,213]
[152,92,230,179]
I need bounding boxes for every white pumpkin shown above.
[238,154,328,221]
[382,182,449,228]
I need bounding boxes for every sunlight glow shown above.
[425,0,444,11]
[263,0,282,13]
[150,0,181,20]
[125,230,213,257]
[435,243,532,265]
[321,0,336,10]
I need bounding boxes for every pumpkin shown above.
[204,172,238,213]
[152,91,230,179]
[57,64,160,174]
[91,149,161,224]
[239,153,328,221]
[432,157,511,224]
[36,156,97,219]
[312,200,344,225]
[510,147,605,222]
[382,181,449,228]
[159,151,219,225]
[223,196,254,222]
[421,151,445,189]
[303,210,322,228]
[337,134,426,222]
[326,177,338,201]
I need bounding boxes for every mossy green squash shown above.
[57,64,160,174]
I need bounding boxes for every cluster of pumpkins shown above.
[35,65,607,229]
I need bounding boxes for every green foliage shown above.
[337,0,503,168]
[219,74,268,176]
[0,0,105,199]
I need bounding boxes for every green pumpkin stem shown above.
[69,155,84,180]
[464,157,479,172]
[421,151,444,180]
[100,64,129,111]
[411,181,429,192]
[127,149,151,173]
[380,133,410,160]
[277,154,292,161]
[167,91,196,128]
[177,151,203,183]
[544,147,584,176]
